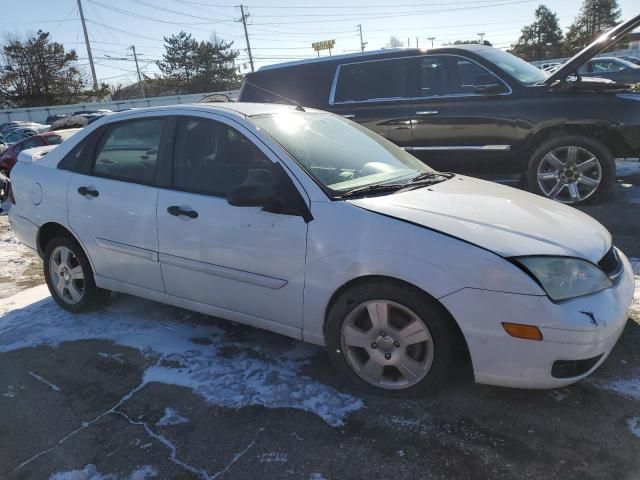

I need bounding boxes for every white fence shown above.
[0,90,240,124]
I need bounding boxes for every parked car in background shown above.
[7,103,635,395]
[240,15,640,205]
[0,128,81,177]
[577,56,640,83]
[620,55,640,65]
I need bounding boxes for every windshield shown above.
[250,112,435,194]
[477,48,548,85]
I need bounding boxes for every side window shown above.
[450,59,503,94]
[14,138,38,153]
[93,118,164,184]
[172,117,272,197]
[58,134,94,172]
[591,60,626,72]
[334,59,409,103]
[419,57,447,96]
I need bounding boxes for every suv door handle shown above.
[77,186,99,197]
[167,205,198,219]
[415,110,439,116]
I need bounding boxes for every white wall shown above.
[0,90,240,124]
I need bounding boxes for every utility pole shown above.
[131,45,146,98]
[416,36,419,48]
[77,0,98,90]
[239,5,254,72]
[357,24,366,53]
[427,36,436,48]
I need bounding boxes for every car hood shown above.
[545,14,640,86]
[348,176,611,262]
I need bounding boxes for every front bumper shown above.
[440,251,635,389]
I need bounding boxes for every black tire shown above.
[43,236,110,313]
[526,135,615,205]
[325,279,457,397]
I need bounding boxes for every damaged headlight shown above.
[514,256,612,301]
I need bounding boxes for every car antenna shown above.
[243,81,306,112]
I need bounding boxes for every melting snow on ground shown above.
[0,285,363,427]
[155,407,189,427]
[49,464,157,480]
[0,218,42,299]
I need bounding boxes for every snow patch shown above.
[28,371,61,391]
[156,407,189,427]
[49,464,157,480]
[0,218,42,298]
[258,452,288,463]
[603,377,640,401]
[0,285,363,427]
[2,385,15,398]
[628,417,640,438]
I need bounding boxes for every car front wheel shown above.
[326,280,456,396]
[44,236,110,312]
[527,135,615,205]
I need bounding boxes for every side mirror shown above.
[227,169,276,207]
[473,83,506,95]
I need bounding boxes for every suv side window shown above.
[93,118,165,184]
[450,58,503,94]
[334,58,409,103]
[419,56,448,96]
[172,117,272,197]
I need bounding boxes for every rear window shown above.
[334,58,409,103]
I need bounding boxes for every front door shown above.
[67,116,167,292]
[409,55,517,175]
[156,115,308,333]
[327,57,414,148]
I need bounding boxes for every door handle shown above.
[77,186,99,197]
[415,110,439,116]
[167,205,198,219]
[341,114,355,119]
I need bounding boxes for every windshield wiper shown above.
[396,171,455,191]
[335,172,454,199]
[334,183,407,199]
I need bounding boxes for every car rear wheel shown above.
[44,236,110,312]
[325,280,456,396]
[527,135,615,205]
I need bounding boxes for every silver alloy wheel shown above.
[536,145,602,204]
[340,300,434,390]
[49,246,85,304]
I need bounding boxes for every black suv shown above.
[240,15,640,205]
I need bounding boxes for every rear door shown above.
[67,116,167,292]
[409,55,517,174]
[327,57,414,148]
[156,114,308,334]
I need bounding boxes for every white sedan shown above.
[7,103,635,395]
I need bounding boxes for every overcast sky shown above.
[2,0,638,86]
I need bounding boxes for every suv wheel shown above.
[44,236,110,312]
[527,135,615,205]
[325,280,455,397]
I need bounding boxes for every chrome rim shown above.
[49,246,85,304]
[536,146,602,204]
[340,300,434,390]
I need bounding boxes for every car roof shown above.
[103,102,306,121]
[257,44,491,71]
